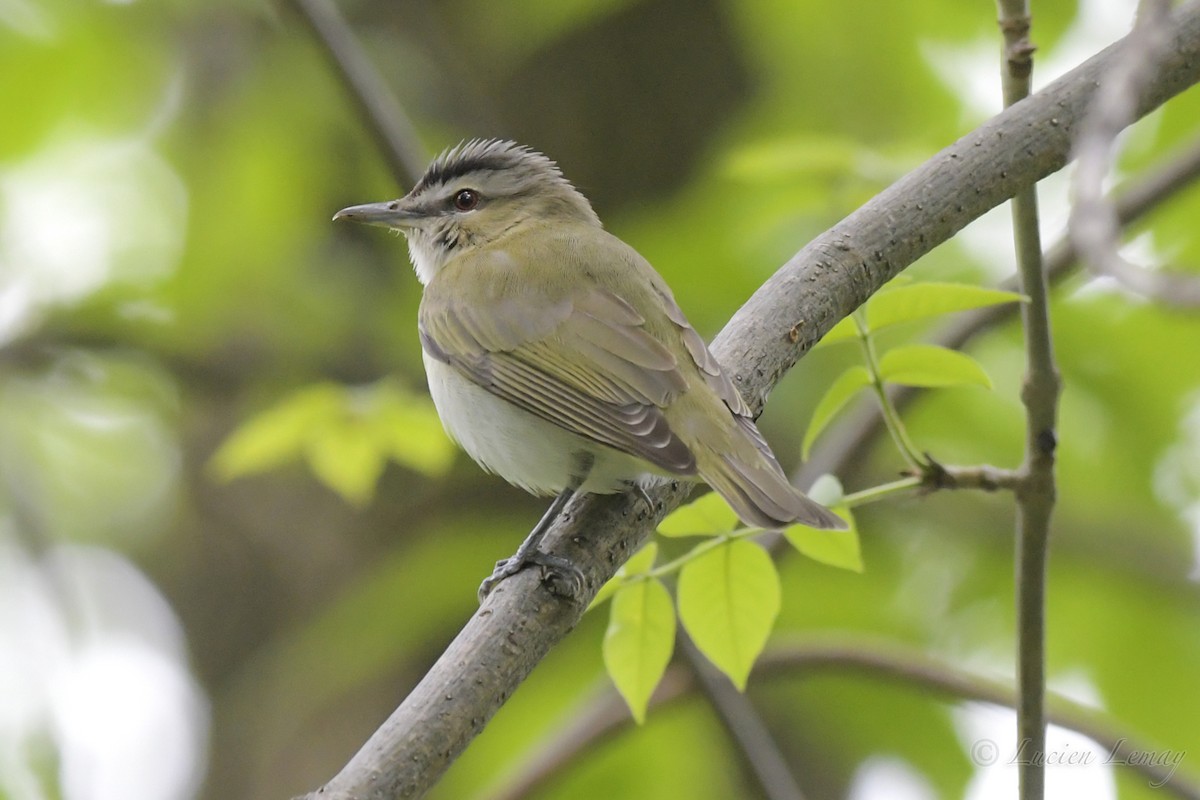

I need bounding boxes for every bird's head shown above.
[334,139,600,284]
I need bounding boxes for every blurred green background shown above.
[3,0,1200,798]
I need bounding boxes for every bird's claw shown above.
[477,550,586,603]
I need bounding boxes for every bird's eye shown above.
[453,189,480,211]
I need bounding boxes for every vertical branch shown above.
[995,3,1061,800]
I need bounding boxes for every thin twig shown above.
[486,636,1200,800]
[679,633,807,800]
[995,3,1060,799]
[1071,0,1200,307]
[288,0,429,186]
[923,461,1022,493]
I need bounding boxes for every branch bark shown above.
[295,4,1200,797]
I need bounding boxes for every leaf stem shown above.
[842,476,922,508]
[644,534,736,581]
[853,315,927,470]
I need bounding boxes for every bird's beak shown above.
[332,200,422,229]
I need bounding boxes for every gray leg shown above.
[478,456,592,602]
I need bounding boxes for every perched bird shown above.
[335,139,844,599]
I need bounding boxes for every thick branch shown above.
[798,133,1200,488]
[295,5,1200,798]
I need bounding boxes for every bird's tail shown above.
[697,429,846,531]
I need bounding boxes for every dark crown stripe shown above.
[416,154,511,192]
[413,139,560,194]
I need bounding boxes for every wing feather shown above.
[420,284,697,474]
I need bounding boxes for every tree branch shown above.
[287,0,429,185]
[294,4,1200,797]
[797,132,1200,489]
[678,632,807,800]
[994,3,1058,799]
[487,637,1200,800]
[1071,0,1200,307]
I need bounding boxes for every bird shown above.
[334,139,844,600]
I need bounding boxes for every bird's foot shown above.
[477,549,585,603]
[624,481,657,521]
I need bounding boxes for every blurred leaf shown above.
[0,352,180,546]
[878,345,993,389]
[657,491,739,537]
[867,282,1025,330]
[367,381,457,476]
[305,417,385,508]
[785,505,863,572]
[211,380,454,505]
[590,541,659,611]
[603,578,675,724]
[677,539,780,690]
[803,366,871,457]
[209,384,341,481]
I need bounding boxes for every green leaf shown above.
[305,417,386,507]
[208,384,343,480]
[590,541,659,611]
[677,539,780,690]
[657,491,739,537]
[785,505,863,572]
[368,382,456,476]
[211,380,456,507]
[877,345,993,389]
[866,282,1025,330]
[603,578,676,723]
[813,315,860,348]
[803,366,871,457]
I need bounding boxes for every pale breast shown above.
[422,353,659,495]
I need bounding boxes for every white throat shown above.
[405,234,448,286]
